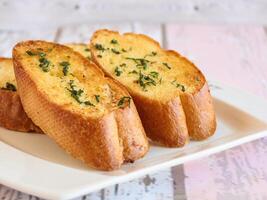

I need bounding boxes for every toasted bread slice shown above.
[13,40,149,170]
[0,44,88,134]
[90,30,216,147]
[66,43,92,61]
[0,58,41,133]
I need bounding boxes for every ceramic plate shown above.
[1,81,267,200]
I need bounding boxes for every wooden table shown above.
[0,22,267,200]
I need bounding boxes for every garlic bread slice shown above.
[91,30,216,147]
[13,40,149,170]
[0,57,41,133]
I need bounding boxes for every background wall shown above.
[0,0,267,30]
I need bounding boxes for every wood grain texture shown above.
[165,23,267,200]
[0,29,57,57]
[165,24,267,99]
[1,0,267,30]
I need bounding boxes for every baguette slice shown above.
[0,58,41,133]
[0,44,89,134]
[66,43,92,61]
[90,29,216,147]
[13,40,149,170]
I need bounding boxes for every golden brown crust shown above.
[0,89,42,133]
[13,40,149,170]
[0,57,41,133]
[132,93,189,147]
[180,83,216,140]
[90,29,216,146]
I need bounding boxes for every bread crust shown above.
[0,57,41,133]
[90,29,216,146]
[13,40,149,170]
[0,89,42,133]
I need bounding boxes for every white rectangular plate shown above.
[1,81,267,200]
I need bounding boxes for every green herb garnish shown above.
[145,51,157,58]
[137,71,157,91]
[26,50,51,72]
[128,70,138,74]
[110,39,118,44]
[97,55,102,58]
[117,96,131,108]
[26,51,37,56]
[171,80,186,92]
[114,66,123,76]
[67,80,95,106]
[163,62,171,69]
[94,44,105,51]
[126,57,150,70]
[1,82,16,91]
[59,61,70,76]
[121,48,127,52]
[39,57,50,72]
[67,80,83,104]
[84,101,95,106]
[111,49,120,54]
[120,63,126,67]
[84,48,90,52]
[149,71,159,79]
[95,95,100,103]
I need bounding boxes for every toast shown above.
[90,29,216,147]
[0,58,41,133]
[0,44,88,133]
[66,43,91,61]
[12,40,149,170]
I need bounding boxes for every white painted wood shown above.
[132,23,163,46]
[0,29,57,57]
[56,23,132,43]
[1,0,267,30]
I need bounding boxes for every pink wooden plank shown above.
[165,24,267,99]
[165,24,267,200]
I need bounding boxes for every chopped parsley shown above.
[110,39,118,44]
[26,50,37,56]
[120,63,126,67]
[117,96,131,108]
[59,61,70,76]
[84,100,95,106]
[121,48,127,52]
[95,95,100,103]
[94,43,105,51]
[111,48,120,54]
[149,71,159,79]
[163,62,171,69]
[84,48,90,52]
[128,70,138,74]
[137,71,157,91]
[97,55,102,58]
[1,82,16,91]
[39,57,50,72]
[26,50,51,72]
[171,80,186,92]
[126,57,150,70]
[144,51,157,58]
[67,80,95,106]
[114,66,123,76]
